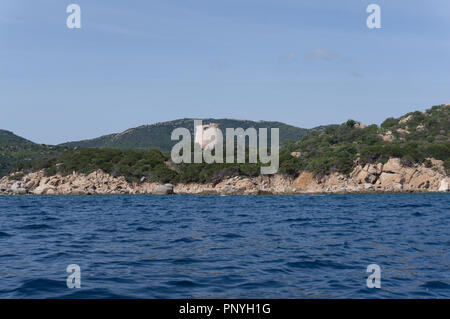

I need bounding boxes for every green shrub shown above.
[8,172,24,181]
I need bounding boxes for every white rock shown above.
[152,184,174,195]
[438,179,449,192]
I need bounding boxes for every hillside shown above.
[0,130,65,177]
[280,104,449,177]
[0,118,313,178]
[59,118,312,151]
[10,104,449,186]
[2,105,449,183]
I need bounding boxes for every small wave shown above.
[0,231,12,237]
[136,226,155,232]
[165,280,202,288]
[172,257,202,264]
[171,237,201,243]
[57,288,131,299]
[286,259,350,270]
[13,278,64,296]
[43,217,59,221]
[238,280,283,289]
[152,220,175,225]
[96,228,117,232]
[18,224,53,230]
[421,281,450,289]
[220,233,244,239]
[398,203,432,208]
[38,251,71,261]
[282,217,310,222]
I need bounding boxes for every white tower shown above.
[194,123,221,150]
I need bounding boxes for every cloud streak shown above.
[280,51,297,63]
[304,48,340,61]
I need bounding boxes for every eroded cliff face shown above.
[292,158,448,193]
[0,158,448,195]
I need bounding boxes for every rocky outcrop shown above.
[380,131,394,142]
[0,158,448,195]
[152,184,174,195]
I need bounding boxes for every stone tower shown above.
[194,123,221,150]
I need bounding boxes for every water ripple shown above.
[0,193,448,298]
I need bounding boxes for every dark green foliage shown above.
[444,159,450,174]
[8,172,24,181]
[381,117,398,129]
[0,130,65,177]
[60,118,312,152]
[21,148,171,183]
[287,105,449,177]
[21,147,263,184]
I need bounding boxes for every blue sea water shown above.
[0,194,448,299]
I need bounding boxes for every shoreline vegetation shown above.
[1,104,449,195]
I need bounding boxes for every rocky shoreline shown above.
[0,158,448,195]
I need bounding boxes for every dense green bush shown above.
[287,105,449,177]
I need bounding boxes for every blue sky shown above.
[1,0,449,144]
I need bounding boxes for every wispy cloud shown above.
[280,51,297,63]
[304,48,340,61]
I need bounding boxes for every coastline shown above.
[1,158,448,195]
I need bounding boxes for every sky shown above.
[0,0,449,144]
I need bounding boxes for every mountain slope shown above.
[0,130,65,177]
[59,118,312,152]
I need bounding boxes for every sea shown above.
[0,194,448,298]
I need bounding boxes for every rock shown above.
[399,114,413,124]
[439,179,449,192]
[221,185,241,194]
[39,178,49,187]
[355,170,369,184]
[10,182,22,193]
[26,180,36,189]
[383,158,402,174]
[396,128,410,135]
[376,163,383,174]
[0,155,447,195]
[152,184,174,195]
[379,172,403,186]
[380,131,394,142]
[33,185,56,195]
[290,152,302,158]
[293,172,316,191]
[16,188,27,195]
[367,165,377,175]
[350,165,362,178]
[366,174,377,184]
